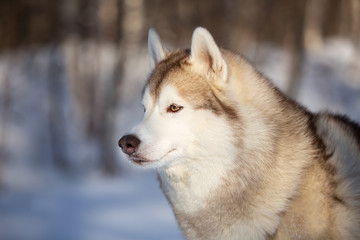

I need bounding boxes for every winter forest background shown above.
[0,1,359,240]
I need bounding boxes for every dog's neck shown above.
[156,153,282,239]
[157,154,238,214]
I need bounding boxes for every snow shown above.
[0,170,183,240]
[0,37,359,240]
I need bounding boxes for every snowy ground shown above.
[0,38,359,240]
[0,169,183,240]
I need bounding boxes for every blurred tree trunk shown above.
[338,0,352,38]
[99,0,145,174]
[0,65,12,189]
[47,47,70,172]
[304,0,325,52]
[285,1,307,99]
[351,0,360,71]
[351,0,360,43]
[323,0,343,37]
[95,0,125,175]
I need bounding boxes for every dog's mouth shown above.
[131,157,152,166]
[129,149,176,166]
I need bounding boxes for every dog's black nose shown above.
[118,135,141,155]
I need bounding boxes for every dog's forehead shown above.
[144,49,190,100]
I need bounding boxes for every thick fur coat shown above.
[119,27,360,239]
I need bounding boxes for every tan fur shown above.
[131,28,360,239]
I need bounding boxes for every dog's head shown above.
[119,27,239,168]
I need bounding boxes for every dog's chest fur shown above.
[157,149,344,240]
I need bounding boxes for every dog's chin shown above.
[128,149,177,168]
[129,156,157,167]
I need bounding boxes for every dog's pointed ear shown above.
[190,27,228,81]
[148,29,165,69]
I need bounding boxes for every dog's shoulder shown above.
[312,112,360,238]
[315,112,360,152]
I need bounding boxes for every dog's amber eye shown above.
[168,104,183,113]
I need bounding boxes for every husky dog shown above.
[119,27,360,239]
